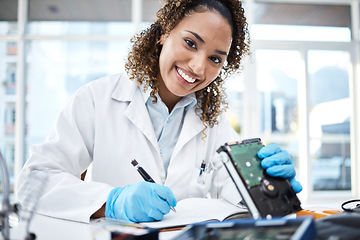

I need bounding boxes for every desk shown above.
[10,214,181,240]
[11,214,92,240]
[8,208,360,240]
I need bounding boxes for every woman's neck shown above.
[157,75,182,112]
[159,91,181,113]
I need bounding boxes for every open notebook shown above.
[141,198,250,229]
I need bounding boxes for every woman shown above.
[16,0,301,223]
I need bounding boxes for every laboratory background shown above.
[0,0,359,209]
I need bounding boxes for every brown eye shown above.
[210,56,221,64]
[185,39,196,49]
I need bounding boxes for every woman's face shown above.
[158,10,233,107]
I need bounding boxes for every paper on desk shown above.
[141,198,249,229]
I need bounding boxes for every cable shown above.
[341,199,360,213]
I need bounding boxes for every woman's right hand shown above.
[105,181,176,222]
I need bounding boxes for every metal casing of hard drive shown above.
[217,138,302,219]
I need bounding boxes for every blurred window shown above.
[252,2,351,41]
[25,40,131,150]
[27,0,160,36]
[0,39,18,190]
[255,49,302,171]
[257,50,301,135]
[308,50,351,191]
[225,74,245,134]
[0,0,18,35]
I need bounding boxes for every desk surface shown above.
[9,207,358,240]
[10,214,181,240]
[11,214,92,240]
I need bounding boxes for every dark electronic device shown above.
[176,217,316,240]
[110,229,158,240]
[315,211,360,240]
[217,138,302,219]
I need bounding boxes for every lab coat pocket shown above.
[192,160,214,192]
[187,158,214,198]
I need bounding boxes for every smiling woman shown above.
[126,0,250,128]
[16,0,300,224]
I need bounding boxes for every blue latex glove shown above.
[258,144,303,193]
[105,181,177,222]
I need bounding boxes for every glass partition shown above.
[225,74,244,134]
[308,50,351,191]
[0,40,17,191]
[256,49,302,171]
[25,40,131,149]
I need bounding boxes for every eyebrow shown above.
[186,30,228,56]
[216,50,227,56]
[186,30,205,43]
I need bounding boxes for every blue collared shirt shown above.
[140,88,197,174]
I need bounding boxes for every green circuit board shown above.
[228,140,264,187]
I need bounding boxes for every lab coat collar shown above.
[110,73,138,102]
[110,74,161,157]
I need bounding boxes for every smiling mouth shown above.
[177,67,197,83]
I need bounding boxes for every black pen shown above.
[199,160,206,176]
[131,159,176,212]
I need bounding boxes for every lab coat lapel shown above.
[172,107,204,159]
[128,98,156,141]
[126,95,160,154]
[111,75,160,154]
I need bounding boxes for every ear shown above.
[159,33,168,45]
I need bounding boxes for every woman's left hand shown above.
[257,144,303,193]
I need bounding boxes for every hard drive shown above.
[217,138,302,219]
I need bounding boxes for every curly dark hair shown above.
[125,0,250,129]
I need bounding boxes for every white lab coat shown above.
[16,73,241,223]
